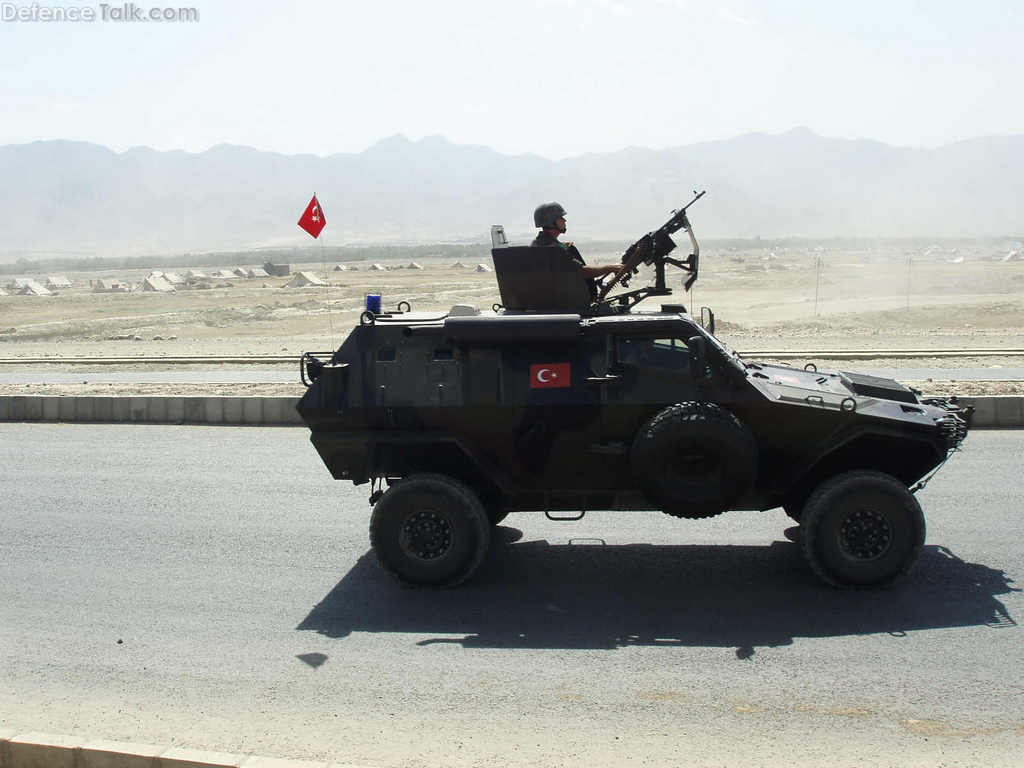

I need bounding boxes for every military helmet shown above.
[534,202,567,229]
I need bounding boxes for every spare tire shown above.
[631,402,757,519]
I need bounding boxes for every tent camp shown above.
[141,276,175,292]
[285,271,327,288]
[46,276,72,289]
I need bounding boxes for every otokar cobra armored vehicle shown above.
[297,193,969,589]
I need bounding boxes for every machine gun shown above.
[596,190,706,308]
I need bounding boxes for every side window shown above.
[615,337,690,370]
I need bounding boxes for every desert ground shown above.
[2,240,1023,397]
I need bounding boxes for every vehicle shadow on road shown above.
[297,531,1018,653]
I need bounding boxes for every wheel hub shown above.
[840,507,892,560]
[402,510,452,560]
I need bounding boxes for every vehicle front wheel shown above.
[369,473,491,587]
[801,471,925,588]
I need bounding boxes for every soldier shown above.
[531,202,624,282]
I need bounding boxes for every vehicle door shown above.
[602,333,699,447]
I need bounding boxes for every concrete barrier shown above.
[0,730,359,768]
[0,395,1020,428]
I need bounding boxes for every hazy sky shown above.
[1,0,1021,158]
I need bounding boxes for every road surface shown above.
[0,424,1020,766]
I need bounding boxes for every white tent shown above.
[210,269,236,279]
[285,271,327,288]
[333,264,348,271]
[17,280,52,296]
[163,272,185,285]
[451,261,466,269]
[185,270,208,280]
[46,275,72,289]
[475,263,492,273]
[408,262,424,270]
[141,275,175,292]
[233,267,248,277]
[247,267,269,278]
[369,263,386,271]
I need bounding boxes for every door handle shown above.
[585,374,622,387]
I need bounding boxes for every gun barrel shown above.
[657,190,706,236]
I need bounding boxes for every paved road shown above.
[0,425,1020,767]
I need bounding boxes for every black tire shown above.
[631,402,757,519]
[801,470,925,589]
[369,473,490,587]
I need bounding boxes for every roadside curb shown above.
[0,395,303,426]
[0,730,368,768]
[0,394,1021,428]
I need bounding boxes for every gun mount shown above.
[594,189,706,310]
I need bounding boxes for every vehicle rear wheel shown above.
[369,473,490,587]
[801,470,925,588]
[631,401,757,519]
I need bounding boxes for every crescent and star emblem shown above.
[530,362,570,388]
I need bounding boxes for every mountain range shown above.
[0,127,1021,259]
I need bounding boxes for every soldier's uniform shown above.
[530,230,596,300]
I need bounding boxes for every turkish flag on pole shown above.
[297,194,326,238]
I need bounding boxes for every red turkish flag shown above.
[530,363,571,389]
[297,194,326,238]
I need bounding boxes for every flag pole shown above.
[316,193,335,347]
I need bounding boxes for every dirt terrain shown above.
[2,242,1022,397]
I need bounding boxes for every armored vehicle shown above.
[297,195,969,589]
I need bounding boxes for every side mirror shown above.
[701,306,715,335]
[687,335,708,378]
